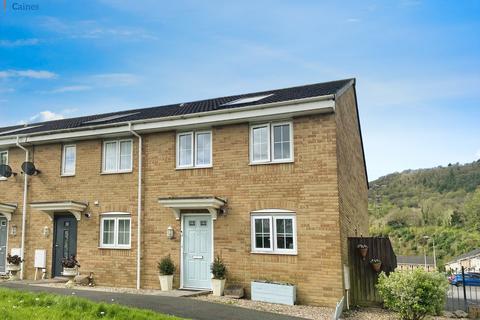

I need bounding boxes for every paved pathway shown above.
[0,282,306,320]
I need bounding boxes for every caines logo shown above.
[3,0,40,11]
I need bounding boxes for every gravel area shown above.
[194,294,335,320]
[343,307,457,320]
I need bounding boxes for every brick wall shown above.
[0,105,367,307]
[334,85,369,284]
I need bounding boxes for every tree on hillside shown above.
[465,188,480,230]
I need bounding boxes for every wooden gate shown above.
[348,237,397,306]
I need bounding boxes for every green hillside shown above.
[368,160,480,269]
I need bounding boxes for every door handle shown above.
[192,256,203,259]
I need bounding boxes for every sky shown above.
[0,0,479,180]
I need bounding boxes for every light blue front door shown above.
[183,215,212,289]
[0,217,7,274]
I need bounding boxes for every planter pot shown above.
[62,267,77,288]
[359,247,368,260]
[212,278,226,296]
[6,264,21,281]
[159,275,173,291]
[251,281,296,305]
[371,262,382,272]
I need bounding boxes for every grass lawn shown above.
[0,288,187,320]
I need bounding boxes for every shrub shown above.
[377,269,448,320]
[62,255,80,268]
[158,255,175,275]
[210,256,227,280]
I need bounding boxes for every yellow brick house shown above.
[0,78,368,307]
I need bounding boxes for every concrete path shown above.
[0,282,306,320]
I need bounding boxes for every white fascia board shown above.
[0,97,335,147]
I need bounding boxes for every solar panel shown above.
[221,94,274,106]
[0,125,43,135]
[83,112,140,124]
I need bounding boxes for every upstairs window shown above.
[0,150,7,180]
[251,211,297,254]
[176,130,212,168]
[250,122,293,164]
[62,145,76,176]
[103,139,133,173]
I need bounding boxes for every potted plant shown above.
[357,244,368,260]
[370,258,382,272]
[62,255,80,287]
[211,256,227,296]
[158,255,175,291]
[6,254,23,281]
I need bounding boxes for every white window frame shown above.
[61,144,76,176]
[176,130,212,169]
[250,121,293,164]
[251,216,274,253]
[250,124,271,164]
[99,213,131,249]
[0,150,7,181]
[102,139,133,174]
[271,121,294,162]
[251,212,297,255]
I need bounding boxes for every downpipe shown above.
[15,136,28,280]
[129,123,143,290]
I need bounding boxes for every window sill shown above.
[250,251,297,256]
[176,165,213,170]
[61,174,75,177]
[0,177,6,181]
[98,246,131,250]
[101,170,133,175]
[249,160,294,166]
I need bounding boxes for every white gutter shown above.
[129,123,142,290]
[16,136,28,280]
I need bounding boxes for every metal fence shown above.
[446,266,480,312]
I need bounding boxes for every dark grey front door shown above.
[0,217,7,274]
[53,215,77,277]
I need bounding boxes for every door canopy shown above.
[158,196,226,220]
[0,202,17,221]
[30,201,88,221]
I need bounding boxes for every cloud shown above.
[90,73,140,86]
[38,85,91,94]
[0,69,57,79]
[39,17,157,40]
[0,38,40,47]
[23,111,65,124]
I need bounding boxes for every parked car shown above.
[448,273,480,286]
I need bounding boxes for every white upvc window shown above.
[62,145,76,176]
[176,130,212,168]
[251,213,297,254]
[100,214,131,249]
[250,121,293,164]
[0,150,8,180]
[102,139,133,173]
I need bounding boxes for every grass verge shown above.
[0,287,186,320]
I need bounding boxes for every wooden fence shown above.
[348,237,397,306]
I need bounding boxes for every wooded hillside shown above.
[369,160,480,268]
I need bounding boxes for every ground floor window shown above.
[251,212,297,254]
[100,213,131,249]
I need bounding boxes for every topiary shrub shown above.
[210,256,227,280]
[158,255,175,276]
[377,268,448,320]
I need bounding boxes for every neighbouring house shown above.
[0,78,368,307]
[445,249,480,273]
[396,255,436,272]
